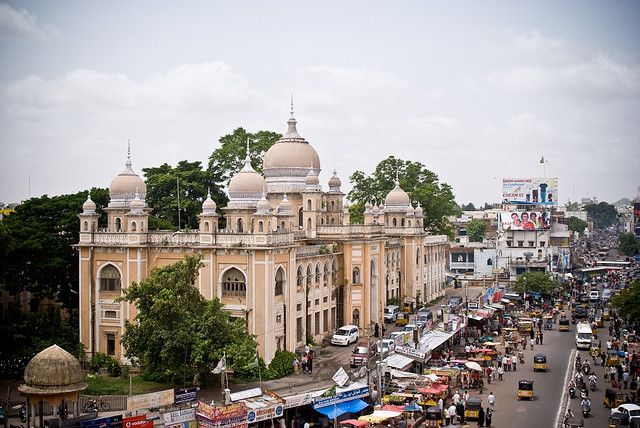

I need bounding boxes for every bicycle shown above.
[83,398,110,413]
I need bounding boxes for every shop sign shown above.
[313,387,369,408]
[166,422,198,428]
[81,415,123,428]
[196,402,247,428]
[396,346,428,362]
[284,393,314,409]
[175,387,198,404]
[246,405,284,423]
[122,415,153,428]
[127,389,174,412]
[164,408,196,425]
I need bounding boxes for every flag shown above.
[212,355,226,374]
[539,156,545,164]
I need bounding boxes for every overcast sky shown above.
[1,1,639,206]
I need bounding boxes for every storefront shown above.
[312,385,370,422]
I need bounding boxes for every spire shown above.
[240,137,255,172]
[284,95,303,140]
[395,170,400,187]
[122,139,135,175]
[290,92,294,118]
[207,187,211,199]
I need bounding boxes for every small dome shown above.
[385,181,410,208]
[202,191,217,215]
[82,195,96,213]
[415,203,424,217]
[406,205,415,216]
[228,157,265,200]
[364,201,373,213]
[328,170,342,191]
[372,205,380,215]
[109,147,146,207]
[19,345,87,395]
[256,193,271,215]
[129,189,145,214]
[277,193,293,215]
[305,169,320,186]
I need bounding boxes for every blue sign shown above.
[80,415,123,428]
[313,387,369,408]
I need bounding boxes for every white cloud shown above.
[0,2,60,42]
[515,30,564,53]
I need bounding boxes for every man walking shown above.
[487,392,496,410]
[511,354,518,371]
[497,365,504,381]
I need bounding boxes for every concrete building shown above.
[75,110,448,363]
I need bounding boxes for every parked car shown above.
[384,305,400,323]
[331,325,360,346]
[589,290,600,302]
[350,342,379,368]
[611,403,640,423]
[379,339,396,355]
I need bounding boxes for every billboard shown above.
[502,178,558,206]
[500,211,551,231]
[635,203,640,238]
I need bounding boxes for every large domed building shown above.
[76,108,448,364]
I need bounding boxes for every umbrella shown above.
[340,420,368,427]
[358,411,402,423]
[465,361,483,371]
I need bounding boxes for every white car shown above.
[331,325,359,346]
[611,403,640,422]
[379,339,396,355]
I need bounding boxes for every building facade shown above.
[76,111,448,363]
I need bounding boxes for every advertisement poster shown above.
[196,402,247,428]
[81,415,123,428]
[635,203,640,238]
[500,211,551,231]
[174,387,198,405]
[122,415,153,428]
[164,409,197,425]
[502,178,558,206]
[127,389,175,412]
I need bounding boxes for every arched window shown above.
[416,248,420,265]
[131,221,137,232]
[401,218,405,227]
[297,265,304,287]
[140,221,144,231]
[487,258,493,266]
[307,199,312,211]
[237,218,244,233]
[307,218,312,230]
[321,218,324,225]
[83,221,88,231]
[330,201,335,211]
[370,260,377,286]
[221,268,246,296]
[281,221,286,231]
[315,265,321,283]
[298,207,303,227]
[306,265,312,287]
[258,221,264,232]
[275,267,285,296]
[332,260,338,282]
[352,309,360,326]
[352,267,361,284]
[324,262,330,283]
[115,218,122,232]
[408,220,412,227]
[204,221,210,232]
[330,218,335,225]
[99,265,121,292]
[392,218,397,226]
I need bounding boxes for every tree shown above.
[460,203,476,211]
[568,216,588,235]
[618,233,640,257]
[348,156,460,237]
[119,255,262,382]
[466,219,487,242]
[610,280,640,321]
[584,202,618,229]
[207,128,281,186]
[513,272,559,295]
[0,188,109,309]
[143,161,226,230]
[565,201,580,211]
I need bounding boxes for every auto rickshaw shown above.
[517,379,534,400]
[603,308,611,321]
[424,406,444,427]
[395,312,409,327]
[603,388,627,408]
[464,396,482,421]
[559,318,570,332]
[595,314,604,328]
[554,298,564,309]
[544,315,554,330]
[607,350,621,367]
[518,319,534,334]
[589,340,601,358]
[533,354,547,372]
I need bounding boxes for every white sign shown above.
[127,388,174,412]
[396,346,429,362]
[164,408,196,424]
[332,367,349,387]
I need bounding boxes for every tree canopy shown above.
[207,127,281,186]
[460,203,477,211]
[119,255,262,382]
[618,233,640,257]
[565,201,580,211]
[610,280,640,321]
[585,202,618,229]
[568,216,588,235]
[466,219,487,242]
[0,189,109,309]
[348,156,460,237]
[513,271,559,295]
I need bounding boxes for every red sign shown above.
[123,415,153,428]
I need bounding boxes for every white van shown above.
[589,290,600,302]
[576,322,593,350]
[384,305,400,323]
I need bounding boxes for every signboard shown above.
[81,415,123,428]
[164,409,197,425]
[634,203,640,238]
[502,178,558,206]
[500,211,551,231]
[122,415,153,428]
[396,346,429,363]
[127,389,175,412]
[246,405,284,424]
[332,367,349,387]
[175,387,198,405]
[166,422,198,428]
[196,402,247,428]
[313,387,369,408]
[284,393,315,409]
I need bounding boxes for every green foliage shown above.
[119,255,262,383]
[610,280,640,321]
[460,203,476,211]
[0,189,109,309]
[513,272,559,295]
[207,128,281,185]
[348,156,460,237]
[584,202,619,229]
[265,350,297,380]
[618,233,640,257]
[568,216,588,235]
[89,353,122,377]
[386,296,402,307]
[84,373,169,395]
[143,161,226,230]
[565,201,580,211]
[466,219,487,242]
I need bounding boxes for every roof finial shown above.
[290,92,294,118]
[245,137,251,162]
[207,187,211,198]
[395,170,400,186]
[126,139,132,167]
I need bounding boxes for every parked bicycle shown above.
[83,398,110,413]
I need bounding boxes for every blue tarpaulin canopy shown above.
[314,399,369,419]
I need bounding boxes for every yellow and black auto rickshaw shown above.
[518,319,534,334]
[424,406,444,427]
[517,379,534,400]
[464,396,482,421]
[533,354,547,372]
[606,350,621,367]
[589,340,601,358]
[603,308,611,321]
[559,318,570,332]
[603,388,627,408]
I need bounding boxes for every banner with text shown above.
[502,178,558,206]
[127,389,174,412]
[196,401,247,428]
[500,211,551,231]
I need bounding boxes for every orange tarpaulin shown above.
[418,383,448,395]
[340,420,368,427]
[380,405,406,413]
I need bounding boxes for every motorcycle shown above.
[569,386,576,399]
[580,388,589,400]
[575,360,582,372]
[589,378,596,391]
[582,362,591,374]
[581,401,591,417]
[12,404,26,423]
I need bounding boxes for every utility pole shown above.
[176,177,181,230]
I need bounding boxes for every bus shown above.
[596,260,631,269]
[576,322,593,350]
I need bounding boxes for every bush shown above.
[265,350,297,380]
[89,353,122,377]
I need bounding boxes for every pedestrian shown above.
[291,416,297,428]
[464,390,470,403]
[511,354,518,371]
[307,351,313,374]
[497,365,504,381]
[453,390,461,405]
[501,355,509,372]
[301,354,308,373]
[448,404,457,423]
[530,338,535,350]
[478,406,485,427]
[601,351,606,367]
[374,323,380,338]
[293,357,300,374]
[485,407,493,427]
[444,407,450,426]
[540,331,544,345]
[623,370,629,389]
[487,392,495,410]
[456,402,464,423]
[437,397,444,410]
[506,355,512,372]
[535,331,540,345]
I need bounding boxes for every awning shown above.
[314,399,369,419]
[385,354,415,370]
[358,410,402,423]
[482,305,497,312]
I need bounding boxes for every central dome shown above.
[109,147,146,208]
[263,109,321,193]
